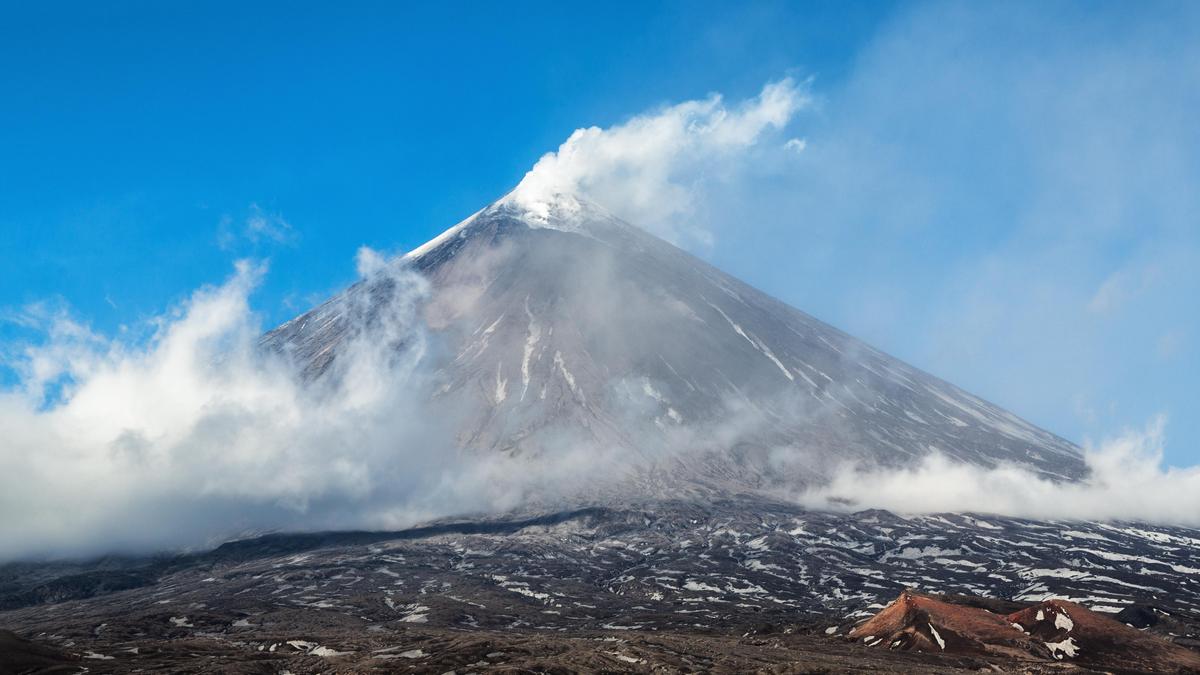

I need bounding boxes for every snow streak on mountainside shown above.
[263,192,1085,488]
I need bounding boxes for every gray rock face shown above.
[263,193,1084,486]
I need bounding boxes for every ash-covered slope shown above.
[263,192,1084,484]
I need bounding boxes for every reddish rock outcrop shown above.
[848,589,1049,661]
[853,590,1200,673]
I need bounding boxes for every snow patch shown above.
[520,300,542,401]
[1054,610,1074,632]
[494,361,508,404]
[1045,637,1079,659]
[554,351,580,399]
[928,623,945,650]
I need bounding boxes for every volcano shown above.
[263,190,1084,486]
[8,209,1200,671]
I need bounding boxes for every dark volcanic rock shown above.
[0,629,77,675]
[0,570,158,611]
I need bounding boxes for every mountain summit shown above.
[264,191,1085,486]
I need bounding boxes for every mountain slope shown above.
[263,192,1085,485]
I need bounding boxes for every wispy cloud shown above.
[783,137,807,153]
[217,203,297,251]
[1088,263,1162,315]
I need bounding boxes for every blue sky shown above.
[2,1,1197,465]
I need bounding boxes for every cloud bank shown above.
[0,255,622,561]
[797,416,1200,526]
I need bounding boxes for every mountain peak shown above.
[497,188,586,226]
[405,189,622,263]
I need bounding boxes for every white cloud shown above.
[509,78,811,246]
[354,245,390,277]
[245,204,295,245]
[797,415,1200,526]
[784,137,808,153]
[0,257,458,559]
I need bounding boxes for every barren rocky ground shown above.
[3,500,1199,673]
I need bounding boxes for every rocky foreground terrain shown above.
[3,499,1200,673]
